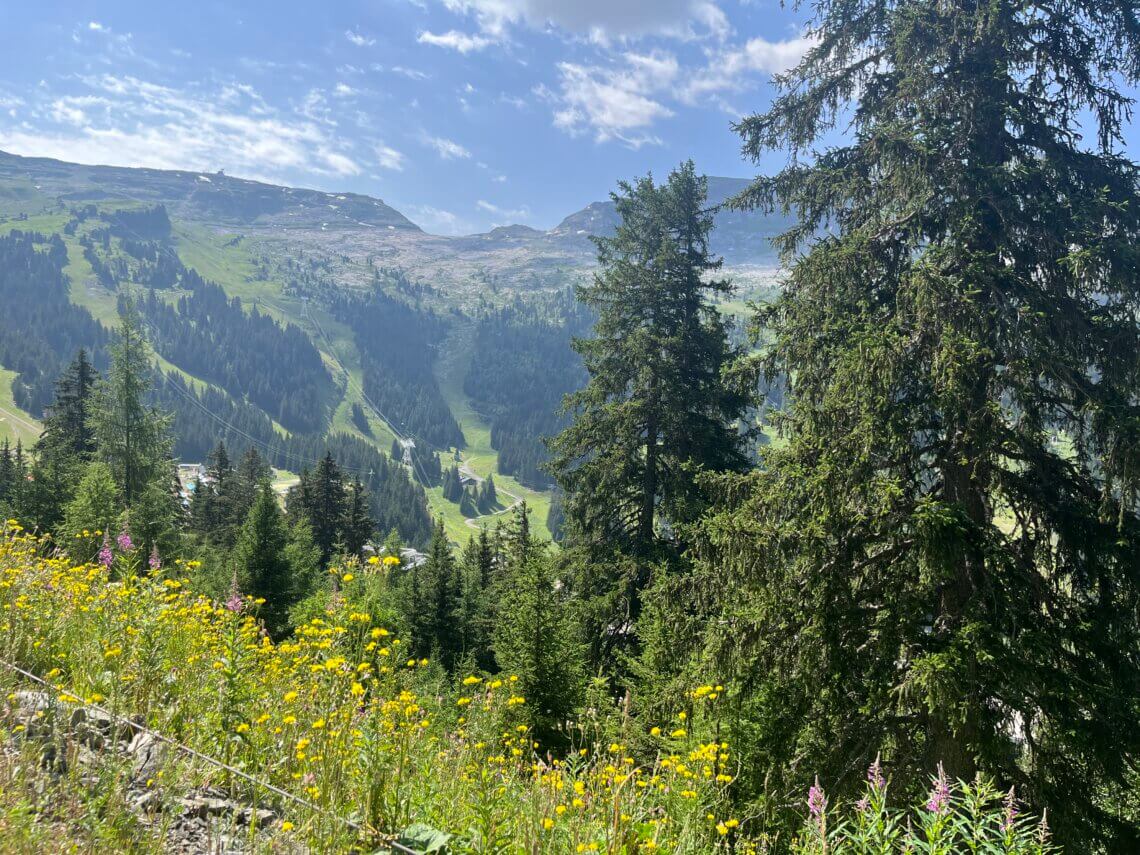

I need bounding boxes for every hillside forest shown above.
[0,1,1137,852]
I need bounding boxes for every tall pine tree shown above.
[695,0,1140,847]
[29,350,99,529]
[90,299,172,508]
[550,161,749,562]
[233,481,296,638]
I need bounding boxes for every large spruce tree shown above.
[550,161,749,560]
[29,350,99,528]
[90,299,173,508]
[696,0,1140,847]
[550,163,750,674]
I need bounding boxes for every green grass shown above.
[0,192,554,542]
[0,369,41,448]
[434,321,553,544]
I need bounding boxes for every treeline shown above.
[463,299,588,488]
[345,505,580,742]
[440,462,497,516]
[0,231,110,415]
[0,305,427,641]
[327,290,464,450]
[156,372,432,547]
[138,270,333,433]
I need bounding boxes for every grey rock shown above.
[127,730,168,783]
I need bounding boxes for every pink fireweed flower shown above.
[98,535,113,568]
[868,754,885,789]
[116,527,133,552]
[926,765,950,814]
[1002,786,1018,831]
[807,777,827,818]
[148,546,162,571]
[224,592,245,613]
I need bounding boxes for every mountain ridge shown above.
[0,150,788,265]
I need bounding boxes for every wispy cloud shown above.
[423,134,471,159]
[477,198,531,222]
[389,65,430,80]
[375,142,406,171]
[0,74,362,183]
[417,30,493,53]
[345,28,375,47]
[406,203,474,235]
[427,0,730,42]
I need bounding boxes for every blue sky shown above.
[0,1,814,233]
[1,3,1135,235]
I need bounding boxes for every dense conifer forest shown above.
[139,272,333,433]
[0,232,110,414]
[0,0,1137,848]
[464,299,588,488]
[330,289,465,450]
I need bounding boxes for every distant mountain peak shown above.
[0,149,420,232]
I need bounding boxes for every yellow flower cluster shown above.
[0,525,749,852]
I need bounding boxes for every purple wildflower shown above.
[1002,786,1018,832]
[98,534,114,568]
[926,764,951,815]
[867,754,885,789]
[116,527,134,552]
[223,572,244,613]
[856,796,871,813]
[148,546,162,571]
[807,777,827,819]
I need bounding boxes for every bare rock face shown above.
[68,704,136,748]
[127,730,168,785]
[1,686,299,852]
[4,690,60,740]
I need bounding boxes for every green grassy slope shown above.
[0,369,41,448]
[0,188,557,544]
[434,320,553,544]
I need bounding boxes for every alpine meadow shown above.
[0,0,1136,852]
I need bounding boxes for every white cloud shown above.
[88,21,106,32]
[0,93,24,117]
[320,149,361,175]
[423,134,471,159]
[537,31,812,145]
[333,82,358,98]
[375,143,406,171]
[406,204,474,235]
[417,29,494,53]
[0,74,361,183]
[477,199,531,221]
[388,66,430,80]
[345,28,375,47]
[547,51,678,147]
[433,0,729,41]
[678,34,814,104]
